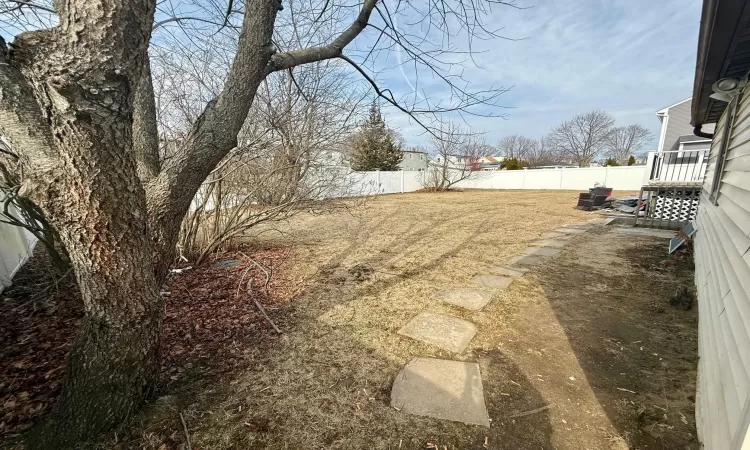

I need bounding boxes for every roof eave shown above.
[691,0,750,126]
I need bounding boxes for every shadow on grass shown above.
[84,210,556,449]
[534,229,699,449]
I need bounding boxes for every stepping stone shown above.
[398,311,476,353]
[587,217,612,225]
[514,255,546,266]
[540,231,567,239]
[528,247,561,257]
[391,357,490,427]
[530,240,567,248]
[563,223,593,230]
[434,288,493,311]
[472,274,513,290]
[489,266,527,277]
[555,228,588,234]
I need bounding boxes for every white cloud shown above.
[376,0,703,149]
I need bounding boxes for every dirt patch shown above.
[521,230,699,449]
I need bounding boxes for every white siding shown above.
[695,88,750,449]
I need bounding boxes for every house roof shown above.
[691,0,750,126]
[483,156,499,163]
[657,97,691,115]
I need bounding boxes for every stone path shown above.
[389,217,609,427]
[391,357,490,426]
[471,274,514,289]
[398,311,477,353]
[434,288,493,311]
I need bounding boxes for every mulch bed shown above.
[0,246,295,442]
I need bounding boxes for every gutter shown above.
[694,125,714,140]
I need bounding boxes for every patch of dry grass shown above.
[109,189,688,450]
[180,190,606,449]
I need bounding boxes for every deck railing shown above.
[647,149,709,185]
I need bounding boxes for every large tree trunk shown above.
[2,2,163,446]
[0,0,374,444]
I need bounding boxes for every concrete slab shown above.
[489,266,527,277]
[563,223,593,230]
[434,288,493,311]
[528,247,561,257]
[514,255,546,266]
[391,357,490,427]
[530,240,568,249]
[472,274,514,290]
[612,227,675,239]
[555,227,588,234]
[398,311,477,353]
[540,231,567,239]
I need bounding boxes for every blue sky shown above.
[371,0,703,149]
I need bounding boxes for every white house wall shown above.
[694,88,750,449]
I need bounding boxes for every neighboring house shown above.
[320,149,348,168]
[688,2,750,449]
[479,156,501,171]
[432,154,476,169]
[656,97,715,153]
[399,149,428,171]
[647,98,715,186]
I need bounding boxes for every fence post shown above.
[401,170,405,193]
[559,168,564,189]
[604,166,609,187]
[522,169,526,189]
[376,169,381,192]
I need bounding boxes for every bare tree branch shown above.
[267,0,377,73]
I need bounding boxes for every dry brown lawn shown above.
[96,189,697,450]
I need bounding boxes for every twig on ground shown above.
[233,256,281,333]
[246,278,282,334]
[240,251,272,288]
[508,404,553,418]
[179,412,191,450]
[617,387,637,394]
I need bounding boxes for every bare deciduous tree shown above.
[423,121,483,190]
[0,0,517,446]
[606,124,652,165]
[547,110,615,167]
[496,134,536,160]
[525,136,557,168]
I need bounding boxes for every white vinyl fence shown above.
[0,201,38,292]
[455,166,647,191]
[341,165,648,195]
[0,165,647,288]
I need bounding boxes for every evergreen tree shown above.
[604,158,621,166]
[500,157,527,170]
[350,102,403,171]
[627,155,636,166]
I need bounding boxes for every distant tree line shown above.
[496,111,652,168]
[344,107,652,172]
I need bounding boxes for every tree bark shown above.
[0,0,378,445]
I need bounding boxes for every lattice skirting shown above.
[651,189,700,222]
